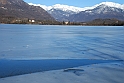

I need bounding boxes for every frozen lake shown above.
[0,24,124,82]
[0,24,124,60]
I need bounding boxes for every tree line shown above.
[0,16,124,26]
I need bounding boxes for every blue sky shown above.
[24,0,124,7]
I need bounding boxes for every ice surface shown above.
[0,25,124,60]
[0,24,124,83]
[0,62,124,83]
[0,59,122,78]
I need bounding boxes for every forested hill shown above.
[0,0,55,23]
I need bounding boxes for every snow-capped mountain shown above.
[98,2,124,10]
[69,4,124,22]
[28,3,85,13]
[29,2,124,12]
[29,2,124,22]
[28,3,86,21]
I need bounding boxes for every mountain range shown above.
[0,0,124,23]
[29,2,124,22]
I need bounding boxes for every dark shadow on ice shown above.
[64,68,84,76]
[0,59,123,78]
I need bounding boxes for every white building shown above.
[29,19,35,23]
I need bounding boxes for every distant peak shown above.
[28,1,124,13]
[28,3,85,12]
[100,2,121,5]
[99,2,124,9]
[51,4,85,12]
